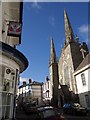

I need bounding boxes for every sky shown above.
[17,1,89,85]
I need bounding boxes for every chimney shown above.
[29,79,32,84]
[46,76,49,81]
[80,42,89,58]
[23,81,26,87]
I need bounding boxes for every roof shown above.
[19,81,43,89]
[31,81,43,85]
[74,53,90,72]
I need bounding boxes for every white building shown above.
[74,54,90,108]
[42,76,52,104]
[17,79,43,106]
[0,1,28,120]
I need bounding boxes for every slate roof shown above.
[75,53,90,72]
[19,81,43,89]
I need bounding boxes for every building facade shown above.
[43,76,52,104]
[0,1,28,120]
[74,54,90,108]
[48,10,89,107]
[17,79,43,106]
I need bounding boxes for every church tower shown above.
[64,10,74,44]
[58,10,89,102]
[49,37,59,107]
[48,10,89,105]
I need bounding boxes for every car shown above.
[63,103,88,116]
[35,106,65,120]
[22,102,37,114]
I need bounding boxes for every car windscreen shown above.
[42,109,56,118]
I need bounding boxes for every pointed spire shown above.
[64,9,74,44]
[50,36,56,64]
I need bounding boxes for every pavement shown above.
[15,107,90,120]
[15,108,38,120]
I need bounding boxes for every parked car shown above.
[35,106,65,120]
[22,102,37,114]
[63,103,88,116]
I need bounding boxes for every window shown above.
[28,85,30,89]
[64,66,70,87]
[48,82,49,89]
[48,91,49,97]
[85,95,90,108]
[12,79,14,88]
[1,92,13,119]
[81,73,86,86]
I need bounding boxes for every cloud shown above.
[32,0,42,9]
[78,24,88,34]
[49,16,55,27]
[78,24,88,42]
[77,24,90,48]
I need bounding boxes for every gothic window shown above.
[67,54,70,59]
[62,53,65,60]
[81,73,86,86]
[64,66,70,87]
[59,75,63,84]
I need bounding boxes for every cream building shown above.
[0,1,28,120]
[17,79,43,106]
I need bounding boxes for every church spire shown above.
[50,36,56,64]
[64,10,74,44]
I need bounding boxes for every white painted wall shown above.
[0,53,20,119]
[0,1,28,119]
[75,68,90,94]
[0,54,20,71]
[43,80,52,101]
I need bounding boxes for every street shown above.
[15,108,90,120]
[65,114,89,120]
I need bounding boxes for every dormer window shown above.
[81,73,86,86]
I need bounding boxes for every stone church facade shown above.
[49,10,89,107]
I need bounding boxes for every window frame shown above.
[81,73,86,86]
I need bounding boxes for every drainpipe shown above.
[12,69,18,120]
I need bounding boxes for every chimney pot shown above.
[29,79,32,84]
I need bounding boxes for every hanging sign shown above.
[7,21,21,37]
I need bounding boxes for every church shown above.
[43,10,89,107]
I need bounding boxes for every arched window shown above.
[64,66,70,87]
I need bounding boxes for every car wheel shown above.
[72,110,76,115]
